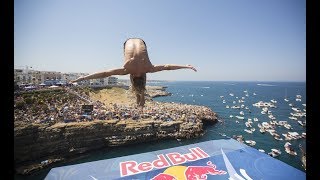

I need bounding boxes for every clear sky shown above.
[14,0,306,82]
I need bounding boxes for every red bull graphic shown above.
[120,147,210,177]
[151,161,226,180]
[45,139,306,180]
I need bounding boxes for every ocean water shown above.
[15,81,306,179]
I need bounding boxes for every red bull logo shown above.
[151,161,226,180]
[120,147,215,177]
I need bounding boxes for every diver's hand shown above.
[187,64,197,72]
[70,76,85,83]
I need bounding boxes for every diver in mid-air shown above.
[71,38,197,107]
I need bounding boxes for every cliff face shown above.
[14,86,218,175]
[14,111,216,174]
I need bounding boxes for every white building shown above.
[89,77,118,87]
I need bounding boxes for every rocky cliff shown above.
[14,86,218,175]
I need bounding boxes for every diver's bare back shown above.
[123,39,153,76]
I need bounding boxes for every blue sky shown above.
[14,0,306,81]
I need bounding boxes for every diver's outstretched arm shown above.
[149,64,197,73]
[70,68,128,83]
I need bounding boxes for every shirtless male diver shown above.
[70,38,197,107]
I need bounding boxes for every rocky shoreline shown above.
[14,86,218,175]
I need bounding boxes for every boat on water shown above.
[268,149,281,157]
[270,99,277,103]
[284,142,297,156]
[273,134,283,141]
[289,116,298,120]
[301,132,306,138]
[296,95,302,101]
[284,124,292,130]
[235,115,245,120]
[284,89,289,102]
[259,127,266,133]
[245,122,252,128]
[298,121,306,127]
[244,129,253,134]
[258,149,265,153]
[253,101,276,108]
[245,140,256,146]
[292,107,301,112]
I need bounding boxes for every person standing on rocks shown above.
[70,38,197,108]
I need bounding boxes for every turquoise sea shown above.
[15,81,306,179]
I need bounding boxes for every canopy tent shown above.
[45,138,305,180]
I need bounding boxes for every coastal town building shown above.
[14,67,119,87]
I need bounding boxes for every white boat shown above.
[236,116,245,120]
[278,121,287,126]
[245,140,256,146]
[229,115,233,118]
[298,121,306,127]
[284,89,289,102]
[292,107,301,112]
[289,116,298,120]
[245,122,252,128]
[284,124,292,130]
[273,134,283,141]
[226,105,229,108]
[284,142,297,156]
[253,101,276,108]
[240,111,244,115]
[253,118,259,122]
[259,128,266,133]
[289,103,293,107]
[244,129,253,134]
[271,99,277,103]
[229,93,234,96]
[268,149,281,157]
[231,105,240,109]
[258,149,265,153]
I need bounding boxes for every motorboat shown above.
[245,140,256,146]
[284,142,297,156]
[268,149,281,157]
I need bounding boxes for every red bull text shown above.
[119,147,225,178]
